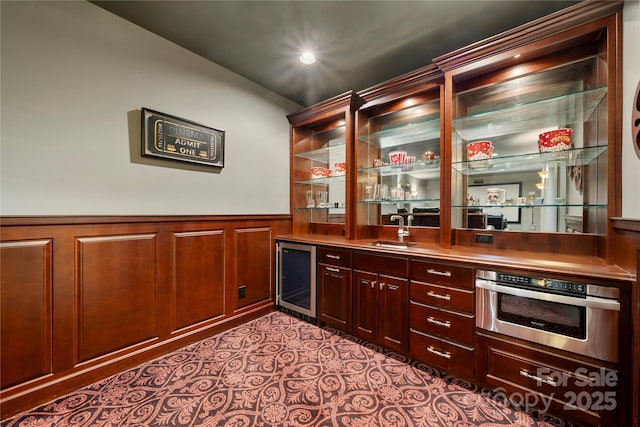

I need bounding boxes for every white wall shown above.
[0,1,301,215]
[2,1,638,218]
[622,0,640,218]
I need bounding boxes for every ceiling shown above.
[92,0,580,107]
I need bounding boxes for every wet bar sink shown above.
[369,240,418,249]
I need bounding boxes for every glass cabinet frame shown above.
[354,65,444,240]
[285,2,622,262]
[287,91,363,238]
[435,2,622,259]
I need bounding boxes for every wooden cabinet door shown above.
[353,270,378,344]
[318,264,351,331]
[379,275,408,353]
[235,227,272,310]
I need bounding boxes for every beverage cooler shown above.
[276,242,316,319]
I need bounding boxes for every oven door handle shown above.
[475,279,620,311]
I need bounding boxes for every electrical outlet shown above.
[476,233,494,244]
[238,285,246,298]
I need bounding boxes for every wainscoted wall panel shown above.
[76,234,158,363]
[0,240,53,389]
[172,230,225,331]
[234,227,272,310]
[0,215,291,419]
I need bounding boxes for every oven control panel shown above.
[475,270,589,296]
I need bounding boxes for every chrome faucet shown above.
[390,214,413,242]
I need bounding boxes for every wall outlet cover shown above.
[476,234,494,244]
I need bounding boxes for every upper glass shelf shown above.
[452,145,607,175]
[452,203,607,209]
[453,86,607,141]
[359,160,440,178]
[359,116,441,148]
[360,198,440,205]
[295,175,347,185]
[295,141,346,163]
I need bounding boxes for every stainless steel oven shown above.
[476,269,620,362]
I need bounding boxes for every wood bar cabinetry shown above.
[317,246,352,331]
[287,92,363,238]
[352,252,409,353]
[435,1,623,257]
[355,66,443,241]
[409,259,475,378]
[477,331,623,427]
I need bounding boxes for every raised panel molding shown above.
[0,216,287,419]
[234,227,272,310]
[172,230,225,331]
[76,234,158,363]
[0,240,53,389]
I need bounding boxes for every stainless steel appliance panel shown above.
[476,270,620,363]
[276,242,316,319]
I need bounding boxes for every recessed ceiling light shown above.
[299,51,316,65]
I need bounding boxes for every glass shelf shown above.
[358,116,440,147]
[295,206,346,210]
[294,175,346,185]
[452,145,607,175]
[452,86,607,141]
[360,198,440,205]
[359,160,441,177]
[295,141,346,162]
[452,203,607,209]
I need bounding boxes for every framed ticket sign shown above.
[141,108,225,168]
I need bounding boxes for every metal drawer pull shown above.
[427,291,451,301]
[519,369,558,387]
[371,280,377,289]
[326,254,341,260]
[427,346,451,359]
[427,268,452,277]
[573,372,598,386]
[326,267,340,273]
[427,317,451,328]
[379,282,385,290]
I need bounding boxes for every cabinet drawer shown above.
[410,302,474,346]
[318,247,351,268]
[410,330,473,378]
[477,333,619,426]
[352,252,408,277]
[410,281,473,313]
[410,260,473,289]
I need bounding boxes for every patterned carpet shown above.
[2,311,570,426]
